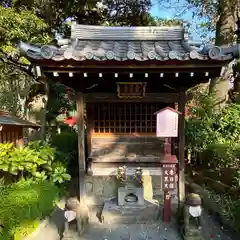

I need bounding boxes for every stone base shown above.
[182,227,204,240]
[101,198,160,224]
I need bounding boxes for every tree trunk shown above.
[40,80,50,141]
[209,0,235,109]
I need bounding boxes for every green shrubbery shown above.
[51,131,78,177]
[0,140,72,239]
[186,86,240,172]
[0,180,62,240]
[186,86,240,231]
[0,140,71,184]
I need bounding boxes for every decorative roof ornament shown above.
[40,45,54,59]
[127,51,136,60]
[106,51,114,60]
[208,46,222,59]
[148,51,156,60]
[189,50,198,59]
[168,51,178,60]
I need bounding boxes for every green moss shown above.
[0,180,62,240]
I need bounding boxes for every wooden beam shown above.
[34,58,228,70]
[177,89,186,213]
[42,66,222,74]
[76,92,86,198]
[84,93,181,103]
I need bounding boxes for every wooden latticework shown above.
[93,103,164,133]
[0,126,23,146]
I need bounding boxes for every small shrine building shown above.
[18,23,238,205]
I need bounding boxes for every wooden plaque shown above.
[116,82,147,98]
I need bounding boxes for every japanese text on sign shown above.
[163,164,176,190]
[155,107,180,137]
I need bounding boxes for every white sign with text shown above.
[155,107,180,137]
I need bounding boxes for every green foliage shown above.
[204,188,240,231]
[0,180,61,239]
[0,141,71,184]
[0,5,51,116]
[51,131,79,176]
[214,104,240,144]
[186,86,240,171]
[0,6,51,47]
[203,143,240,170]
[46,82,76,124]
[51,165,71,184]
[185,85,217,152]
[51,131,78,159]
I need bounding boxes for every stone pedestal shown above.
[184,227,203,240]
[183,204,203,240]
[101,198,160,224]
[118,186,144,206]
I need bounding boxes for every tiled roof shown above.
[71,23,185,41]
[18,24,238,62]
[0,111,40,128]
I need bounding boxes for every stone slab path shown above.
[29,204,239,240]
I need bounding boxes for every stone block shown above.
[152,175,162,196]
[92,177,104,196]
[103,176,117,197]
[85,180,93,194]
[118,186,144,206]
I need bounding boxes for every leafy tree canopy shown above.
[0,5,52,115]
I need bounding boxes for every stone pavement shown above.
[29,204,239,240]
[31,215,181,240]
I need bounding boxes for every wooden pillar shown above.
[178,89,186,210]
[86,103,94,175]
[76,92,86,199]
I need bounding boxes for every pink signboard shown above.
[154,107,181,138]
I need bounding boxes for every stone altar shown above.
[101,183,160,224]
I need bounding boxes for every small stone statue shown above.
[183,185,203,240]
[62,197,89,239]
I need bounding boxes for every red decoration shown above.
[163,191,172,223]
[64,116,77,127]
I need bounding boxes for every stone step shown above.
[101,198,161,224]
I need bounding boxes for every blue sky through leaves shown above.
[150,0,214,42]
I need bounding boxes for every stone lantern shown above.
[182,186,203,240]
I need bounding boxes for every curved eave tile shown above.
[19,41,235,62]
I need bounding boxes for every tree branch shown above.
[0,49,34,77]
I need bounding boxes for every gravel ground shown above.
[201,210,238,240]
[29,204,240,240]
